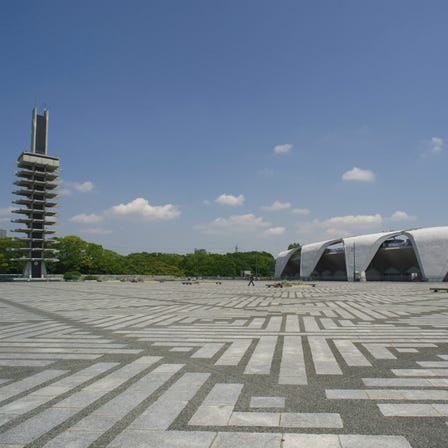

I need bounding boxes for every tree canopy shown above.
[1,236,275,277]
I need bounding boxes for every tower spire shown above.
[31,107,49,155]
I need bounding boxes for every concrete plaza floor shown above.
[0,280,447,447]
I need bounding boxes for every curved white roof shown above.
[275,226,448,281]
[300,238,342,278]
[274,248,300,278]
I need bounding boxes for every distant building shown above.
[194,248,207,254]
[10,108,60,279]
[0,229,6,238]
[275,227,448,282]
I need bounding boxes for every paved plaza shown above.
[0,280,448,447]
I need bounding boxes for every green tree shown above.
[125,252,184,276]
[85,243,104,274]
[101,249,127,274]
[0,237,25,274]
[287,242,301,250]
[50,236,89,274]
[181,253,204,277]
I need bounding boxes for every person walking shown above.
[248,275,255,286]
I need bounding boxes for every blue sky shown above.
[1,0,447,255]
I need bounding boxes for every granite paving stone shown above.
[249,396,285,408]
[1,280,448,447]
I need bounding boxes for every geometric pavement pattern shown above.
[0,280,448,447]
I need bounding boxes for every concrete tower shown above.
[11,108,60,278]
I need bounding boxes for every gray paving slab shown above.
[282,433,340,448]
[108,430,216,448]
[0,369,66,401]
[212,431,281,447]
[340,434,413,447]
[244,335,277,375]
[281,412,343,428]
[250,396,285,408]
[279,335,307,385]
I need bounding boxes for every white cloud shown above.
[70,213,103,224]
[261,201,291,211]
[292,208,311,216]
[60,180,94,195]
[390,210,416,221]
[215,194,245,206]
[431,137,443,154]
[110,197,181,220]
[263,226,286,236]
[273,144,293,154]
[321,214,382,227]
[73,181,94,193]
[195,213,270,235]
[342,167,375,182]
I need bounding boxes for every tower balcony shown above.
[14,179,59,190]
[10,247,58,253]
[17,152,60,170]
[12,198,58,208]
[15,169,59,181]
[11,256,59,263]
[11,237,57,244]
[11,218,57,226]
[11,228,56,235]
[11,208,57,217]
[12,189,59,199]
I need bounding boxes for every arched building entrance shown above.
[365,236,422,281]
[311,243,347,280]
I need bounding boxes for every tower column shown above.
[11,109,60,279]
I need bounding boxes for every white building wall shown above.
[405,227,448,281]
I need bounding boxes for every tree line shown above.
[0,236,275,277]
